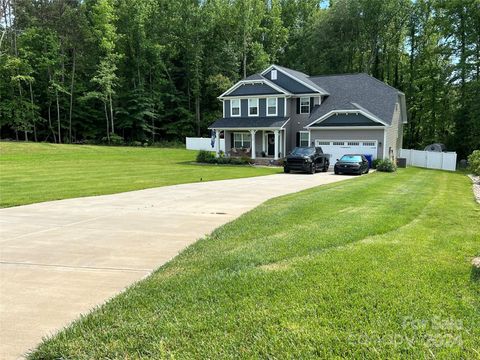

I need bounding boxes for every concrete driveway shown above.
[0,172,356,359]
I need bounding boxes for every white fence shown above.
[399,149,457,171]
[186,137,225,152]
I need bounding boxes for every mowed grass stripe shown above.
[0,142,280,207]
[29,168,480,359]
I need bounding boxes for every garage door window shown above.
[363,141,375,146]
[333,141,345,146]
[299,132,309,147]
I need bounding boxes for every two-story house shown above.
[209,64,407,163]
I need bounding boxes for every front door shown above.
[267,133,275,156]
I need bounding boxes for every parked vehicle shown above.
[284,147,330,174]
[334,154,370,175]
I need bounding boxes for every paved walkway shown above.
[0,172,356,359]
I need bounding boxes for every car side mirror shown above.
[336,159,339,162]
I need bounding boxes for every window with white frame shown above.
[299,132,309,147]
[233,132,251,148]
[271,69,277,80]
[248,98,259,116]
[267,98,277,116]
[300,97,310,114]
[230,99,240,117]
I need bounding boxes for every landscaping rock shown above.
[468,175,480,203]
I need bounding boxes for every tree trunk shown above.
[56,88,62,143]
[108,93,114,134]
[29,81,37,142]
[68,49,76,143]
[195,94,201,137]
[48,103,57,143]
[104,101,110,143]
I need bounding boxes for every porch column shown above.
[274,129,279,160]
[215,129,221,157]
[283,129,287,157]
[250,129,257,159]
[262,130,266,154]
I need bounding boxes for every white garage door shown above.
[314,140,378,163]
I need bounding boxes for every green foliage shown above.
[376,159,397,172]
[372,159,382,169]
[0,0,479,157]
[196,150,216,163]
[196,150,251,165]
[467,150,480,176]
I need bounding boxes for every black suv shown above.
[284,147,330,174]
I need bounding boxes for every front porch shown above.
[209,116,290,161]
[213,129,287,160]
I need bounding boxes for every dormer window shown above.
[271,69,277,80]
[267,98,277,116]
[231,99,240,117]
[248,98,259,116]
[300,97,310,114]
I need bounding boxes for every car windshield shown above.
[291,147,315,156]
[340,155,362,162]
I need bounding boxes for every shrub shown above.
[372,159,382,169]
[468,150,480,175]
[376,159,397,172]
[196,150,216,163]
[101,133,125,145]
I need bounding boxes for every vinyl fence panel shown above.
[400,149,457,171]
[186,137,225,152]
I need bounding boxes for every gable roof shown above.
[219,74,291,98]
[307,73,402,126]
[261,65,329,95]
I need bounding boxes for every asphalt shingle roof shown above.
[309,73,401,125]
[208,117,289,129]
[275,65,329,95]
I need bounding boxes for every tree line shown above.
[1,0,479,158]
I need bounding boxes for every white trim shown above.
[307,126,385,130]
[210,127,286,131]
[299,131,309,147]
[218,78,292,98]
[248,98,259,117]
[383,129,387,159]
[284,97,286,116]
[266,97,278,116]
[230,98,241,117]
[312,140,379,146]
[261,65,329,95]
[222,100,225,118]
[305,109,390,128]
[280,118,290,129]
[300,97,310,114]
[271,69,277,80]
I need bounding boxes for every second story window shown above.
[248,98,259,116]
[300,97,310,114]
[267,98,277,116]
[231,99,240,117]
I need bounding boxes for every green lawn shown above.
[29,168,479,359]
[0,142,280,207]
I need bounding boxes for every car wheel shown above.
[365,168,369,174]
[323,162,329,172]
[284,167,290,173]
[334,169,339,175]
[310,163,316,174]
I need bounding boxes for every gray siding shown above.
[385,96,402,158]
[264,69,312,94]
[224,99,230,117]
[309,129,385,159]
[227,83,281,96]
